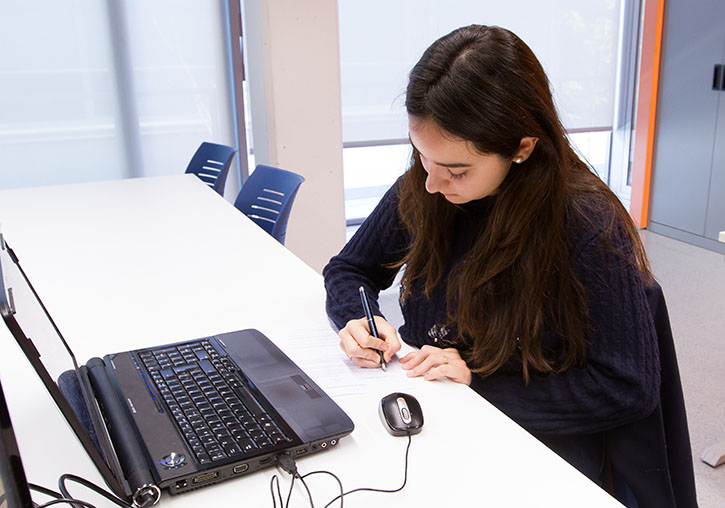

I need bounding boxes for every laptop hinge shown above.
[87,357,161,507]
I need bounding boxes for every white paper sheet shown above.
[262,324,419,397]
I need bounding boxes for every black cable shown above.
[270,474,284,508]
[58,474,133,508]
[284,474,296,508]
[296,474,315,508]
[322,434,412,508]
[299,471,343,508]
[269,463,299,508]
[273,454,316,508]
[29,482,96,508]
[28,484,63,499]
[34,499,98,508]
[270,434,413,508]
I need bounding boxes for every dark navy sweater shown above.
[323,179,661,482]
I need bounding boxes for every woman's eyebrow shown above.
[409,139,472,169]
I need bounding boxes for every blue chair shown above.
[234,164,305,245]
[185,141,236,195]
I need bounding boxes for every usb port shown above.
[296,448,308,456]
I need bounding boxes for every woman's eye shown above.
[449,170,467,180]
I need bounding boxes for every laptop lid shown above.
[0,376,34,508]
[0,236,130,499]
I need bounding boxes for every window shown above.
[338,0,639,224]
[0,1,237,192]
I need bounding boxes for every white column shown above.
[243,0,346,273]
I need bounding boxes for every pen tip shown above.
[381,362,387,372]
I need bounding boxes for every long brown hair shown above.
[398,25,651,383]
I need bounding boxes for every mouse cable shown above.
[297,471,344,508]
[29,482,97,508]
[320,434,412,508]
[58,474,135,508]
[269,434,412,508]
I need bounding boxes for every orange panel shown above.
[630,0,666,228]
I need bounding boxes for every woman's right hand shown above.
[338,316,401,368]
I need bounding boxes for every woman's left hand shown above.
[400,345,472,385]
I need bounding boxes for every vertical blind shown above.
[0,0,235,191]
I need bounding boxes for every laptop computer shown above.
[0,234,354,506]
[0,376,35,508]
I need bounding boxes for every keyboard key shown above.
[237,438,256,453]
[254,437,271,448]
[223,442,242,456]
[199,359,216,375]
[160,368,175,379]
[210,451,226,462]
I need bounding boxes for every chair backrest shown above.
[233,164,305,245]
[184,141,236,196]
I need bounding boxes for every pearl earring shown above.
[514,157,523,164]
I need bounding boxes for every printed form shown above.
[262,324,419,398]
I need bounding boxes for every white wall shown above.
[243,0,346,273]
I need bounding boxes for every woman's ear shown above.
[513,137,539,163]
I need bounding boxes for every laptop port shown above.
[259,456,274,465]
[175,479,188,489]
[192,471,219,484]
[233,464,249,474]
[296,447,308,456]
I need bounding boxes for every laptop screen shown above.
[0,235,126,497]
[0,377,34,508]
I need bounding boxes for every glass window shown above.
[339,0,629,224]
[0,1,124,188]
[343,144,410,223]
[0,1,236,191]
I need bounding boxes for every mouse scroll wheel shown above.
[396,397,412,424]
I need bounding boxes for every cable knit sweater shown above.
[323,179,660,481]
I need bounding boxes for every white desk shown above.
[0,175,622,507]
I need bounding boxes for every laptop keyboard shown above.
[138,339,292,464]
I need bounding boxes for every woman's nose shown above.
[425,167,447,194]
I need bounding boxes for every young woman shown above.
[323,25,659,486]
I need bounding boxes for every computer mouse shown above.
[379,392,424,436]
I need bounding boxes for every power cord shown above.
[270,434,413,508]
[28,474,137,508]
[58,474,134,508]
[28,483,97,508]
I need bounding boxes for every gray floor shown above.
[376,230,725,506]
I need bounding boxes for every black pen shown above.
[358,286,387,371]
